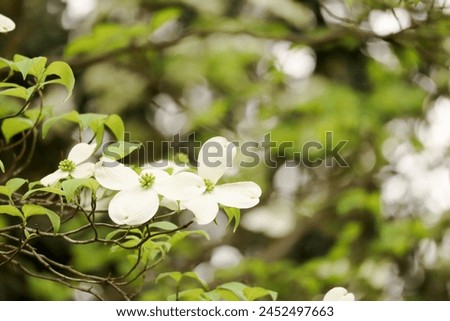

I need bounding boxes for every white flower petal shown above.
[72,162,95,179]
[182,194,219,225]
[140,168,170,181]
[108,189,159,225]
[95,161,139,191]
[155,172,206,201]
[144,160,188,175]
[68,143,96,165]
[213,182,262,208]
[198,136,236,184]
[41,170,69,186]
[323,287,355,301]
[0,14,15,33]
[159,197,184,211]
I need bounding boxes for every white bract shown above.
[95,158,178,225]
[0,13,15,33]
[323,287,355,301]
[41,143,96,186]
[179,136,262,225]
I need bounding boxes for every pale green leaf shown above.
[104,114,125,140]
[61,178,98,202]
[102,141,142,160]
[150,8,181,32]
[6,178,27,194]
[149,221,178,231]
[0,205,24,219]
[156,271,182,284]
[217,282,247,300]
[243,287,278,301]
[0,86,33,100]
[223,207,240,233]
[167,288,205,301]
[42,61,75,101]
[0,186,11,198]
[78,113,108,130]
[22,187,66,199]
[0,159,4,173]
[42,110,80,138]
[22,204,60,233]
[1,117,34,143]
[182,272,209,290]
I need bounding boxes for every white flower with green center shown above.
[94,158,174,225]
[323,287,355,301]
[41,143,96,186]
[175,136,262,225]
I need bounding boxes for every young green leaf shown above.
[42,61,75,101]
[182,272,209,290]
[104,114,125,140]
[0,160,4,173]
[1,117,34,143]
[216,282,247,300]
[0,205,23,219]
[22,187,66,199]
[148,221,178,231]
[6,178,27,194]
[0,86,34,101]
[223,207,241,233]
[102,141,142,160]
[42,110,80,138]
[243,287,278,301]
[61,178,98,202]
[22,204,60,233]
[155,271,182,284]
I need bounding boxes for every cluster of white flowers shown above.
[41,136,262,226]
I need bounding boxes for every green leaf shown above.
[0,86,34,100]
[150,8,181,32]
[168,288,205,301]
[22,187,66,199]
[156,271,182,284]
[105,228,130,241]
[1,117,34,143]
[104,114,125,140]
[13,55,47,80]
[102,141,142,160]
[42,61,75,101]
[61,178,98,202]
[243,287,278,301]
[0,160,4,173]
[217,282,247,300]
[22,204,60,233]
[170,230,210,246]
[42,110,80,138]
[223,207,240,232]
[0,205,23,219]
[182,272,209,290]
[78,113,108,130]
[149,221,178,231]
[6,178,27,194]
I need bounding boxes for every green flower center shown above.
[204,179,215,192]
[58,159,76,172]
[139,173,155,189]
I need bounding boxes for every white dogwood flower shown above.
[95,158,176,225]
[41,143,96,186]
[179,136,262,224]
[323,287,355,301]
